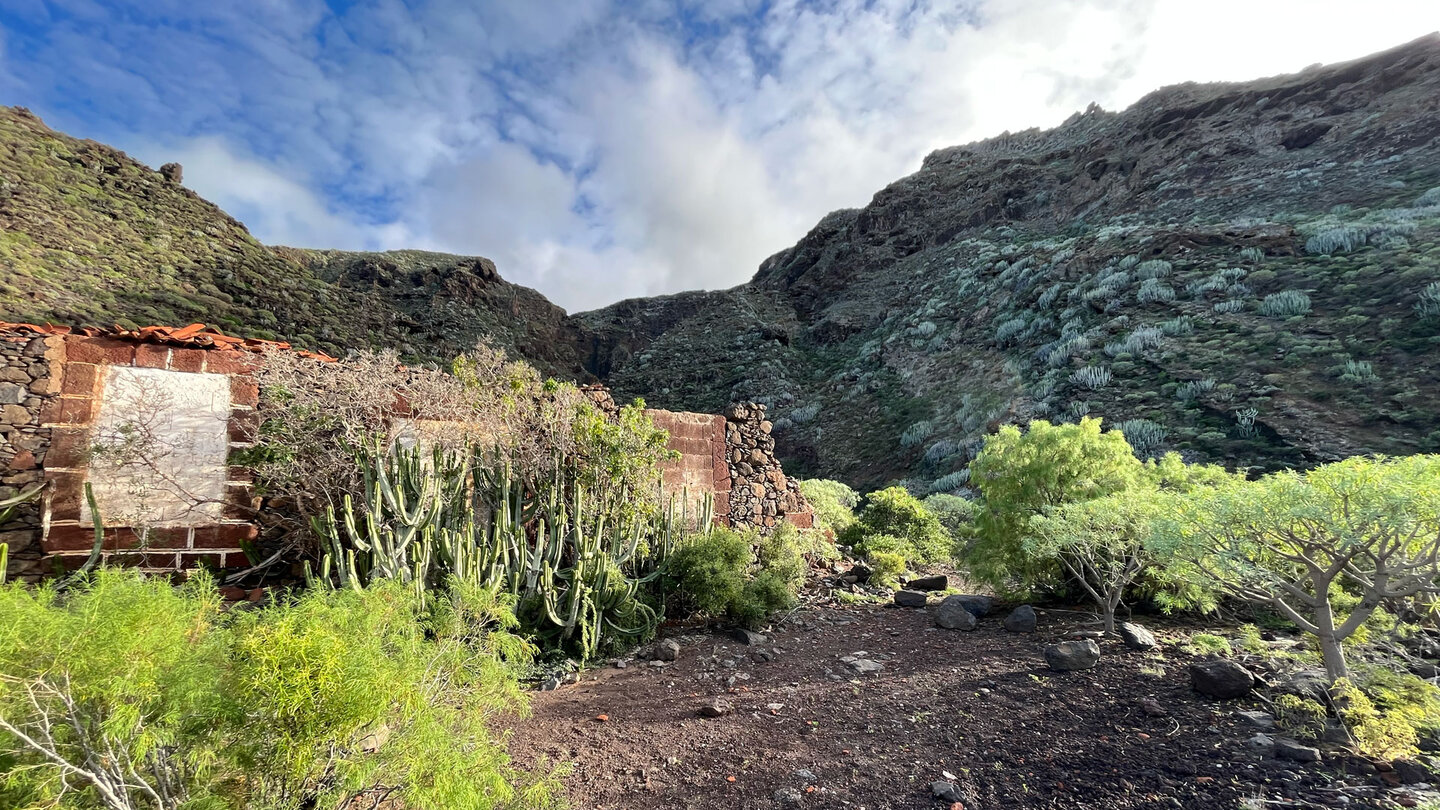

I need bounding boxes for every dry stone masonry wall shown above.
[723,401,812,530]
[0,330,62,580]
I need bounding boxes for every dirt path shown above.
[506,602,1367,809]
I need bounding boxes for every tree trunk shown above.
[1319,633,1349,682]
[1101,605,1116,633]
[1314,599,1349,682]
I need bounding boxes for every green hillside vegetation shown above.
[0,107,590,377]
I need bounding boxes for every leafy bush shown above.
[1332,677,1419,760]
[968,418,1142,591]
[226,582,544,810]
[799,479,859,537]
[840,486,954,567]
[1274,694,1328,741]
[922,493,976,544]
[0,570,557,810]
[1152,455,1440,682]
[1259,290,1312,318]
[665,526,804,629]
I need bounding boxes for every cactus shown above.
[0,482,45,527]
[311,442,686,659]
[51,483,105,590]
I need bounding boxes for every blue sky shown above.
[2,0,1438,311]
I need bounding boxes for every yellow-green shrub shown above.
[1274,694,1328,741]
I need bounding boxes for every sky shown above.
[1,1,1438,312]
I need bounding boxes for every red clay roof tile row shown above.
[0,321,338,362]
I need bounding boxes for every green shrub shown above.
[799,479,860,537]
[665,526,804,629]
[922,493,976,545]
[1259,290,1312,318]
[226,582,546,810]
[1182,632,1232,656]
[968,417,1142,591]
[0,570,557,810]
[840,486,953,566]
[866,548,908,589]
[1274,694,1328,741]
[0,569,230,809]
[1333,677,1419,759]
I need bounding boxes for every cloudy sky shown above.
[2,1,1437,311]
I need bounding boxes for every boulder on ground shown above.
[894,590,929,608]
[1003,605,1037,632]
[1279,669,1329,702]
[842,564,872,584]
[653,638,681,661]
[1237,710,1276,730]
[950,594,994,618]
[935,596,979,630]
[1273,737,1321,763]
[1045,639,1101,671]
[906,574,947,591]
[929,781,964,802]
[1119,621,1157,651]
[733,628,768,645]
[1189,660,1255,698]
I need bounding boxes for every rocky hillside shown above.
[3,37,1440,491]
[0,107,592,378]
[584,34,1440,489]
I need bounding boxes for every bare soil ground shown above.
[506,600,1409,810]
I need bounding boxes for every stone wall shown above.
[0,331,62,581]
[1,325,814,582]
[647,401,813,532]
[723,402,812,530]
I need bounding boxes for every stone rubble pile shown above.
[723,401,809,530]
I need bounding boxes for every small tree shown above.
[1152,455,1440,682]
[967,417,1141,591]
[1027,491,1159,632]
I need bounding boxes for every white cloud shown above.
[132,136,415,251]
[7,0,1439,312]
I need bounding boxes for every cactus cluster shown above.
[309,442,709,659]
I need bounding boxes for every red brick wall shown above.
[31,335,260,577]
[646,409,731,526]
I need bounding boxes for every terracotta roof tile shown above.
[0,321,338,362]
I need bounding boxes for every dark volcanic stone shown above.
[905,574,947,591]
[1003,605,1037,632]
[1118,621,1157,651]
[1189,660,1255,699]
[1045,639,1101,671]
[894,590,928,608]
[934,596,978,630]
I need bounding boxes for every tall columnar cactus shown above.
[311,442,686,659]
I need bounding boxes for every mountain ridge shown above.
[4,34,1440,489]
